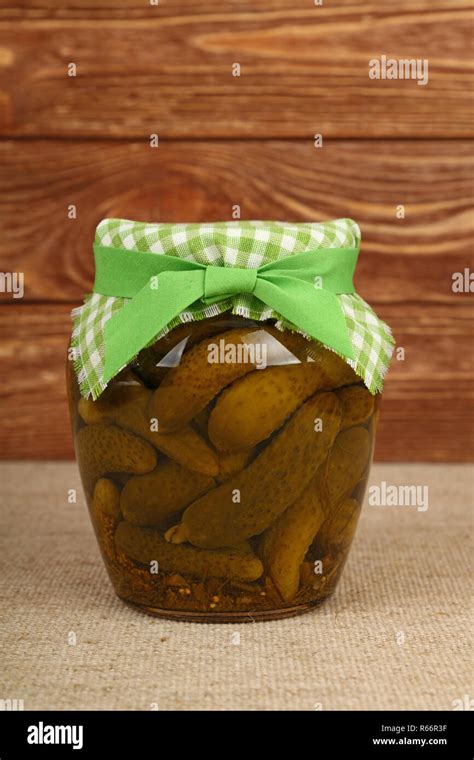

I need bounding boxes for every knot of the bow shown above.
[203,265,257,304]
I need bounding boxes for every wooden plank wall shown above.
[0,1,473,461]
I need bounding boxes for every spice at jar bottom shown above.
[68,218,393,622]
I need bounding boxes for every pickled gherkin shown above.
[166,392,342,549]
[317,497,361,556]
[76,423,157,494]
[115,522,264,582]
[121,462,215,527]
[78,373,218,477]
[208,363,328,452]
[337,384,375,430]
[261,426,370,601]
[149,329,261,431]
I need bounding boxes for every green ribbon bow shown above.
[93,243,359,384]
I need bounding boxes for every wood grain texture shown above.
[0,2,472,137]
[0,139,472,303]
[6,0,328,19]
[0,304,73,460]
[4,0,465,17]
[374,303,474,462]
[1,3,472,463]
[0,303,472,461]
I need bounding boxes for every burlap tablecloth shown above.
[0,462,471,711]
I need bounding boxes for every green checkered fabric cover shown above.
[71,218,394,399]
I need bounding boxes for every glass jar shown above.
[67,314,379,622]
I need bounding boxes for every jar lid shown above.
[71,217,394,399]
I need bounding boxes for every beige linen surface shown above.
[0,462,471,711]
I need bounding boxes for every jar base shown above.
[119,594,331,623]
